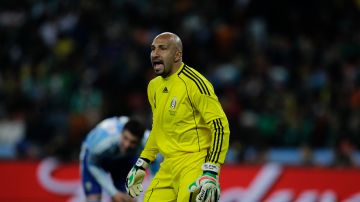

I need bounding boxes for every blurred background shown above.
[0,0,359,168]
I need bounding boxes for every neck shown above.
[162,61,182,78]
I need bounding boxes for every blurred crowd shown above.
[0,0,359,166]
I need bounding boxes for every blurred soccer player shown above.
[80,116,145,202]
[126,32,230,202]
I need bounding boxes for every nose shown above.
[151,49,159,58]
[123,141,131,151]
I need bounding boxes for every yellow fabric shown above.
[140,63,230,166]
[144,152,206,202]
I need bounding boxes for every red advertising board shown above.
[0,158,359,202]
[220,164,360,202]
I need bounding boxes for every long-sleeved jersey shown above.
[140,63,230,166]
[81,116,134,196]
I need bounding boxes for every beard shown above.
[154,65,171,78]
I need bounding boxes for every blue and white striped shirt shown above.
[81,116,134,196]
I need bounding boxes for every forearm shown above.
[88,163,118,196]
[140,130,159,162]
[205,116,230,166]
[139,151,157,163]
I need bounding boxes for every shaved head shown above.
[150,32,183,78]
[154,32,183,52]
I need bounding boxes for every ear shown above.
[174,51,182,62]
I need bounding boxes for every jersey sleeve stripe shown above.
[210,119,220,162]
[181,69,204,94]
[214,118,224,163]
[184,66,211,96]
[209,118,224,164]
[210,120,219,162]
[183,67,208,95]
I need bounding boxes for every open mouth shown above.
[152,60,164,70]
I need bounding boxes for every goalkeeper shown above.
[126,32,230,202]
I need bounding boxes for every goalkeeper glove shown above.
[126,158,149,198]
[188,163,221,202]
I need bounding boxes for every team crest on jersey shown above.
[169,96,177,115]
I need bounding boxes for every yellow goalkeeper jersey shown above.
[140,63,230,166]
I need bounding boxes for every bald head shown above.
[150,32,184,78]
[154,32,183,52]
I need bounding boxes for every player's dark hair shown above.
[123,119,145,140]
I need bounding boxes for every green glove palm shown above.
[126,158,149,197]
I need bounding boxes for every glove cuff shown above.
[135,158,149,169]
[202,162,219,174]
